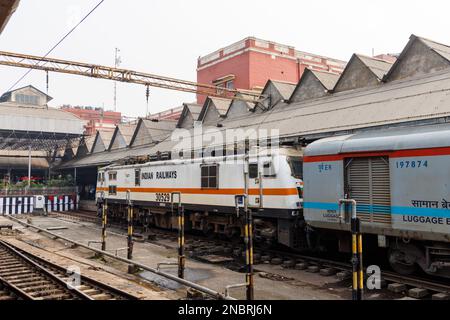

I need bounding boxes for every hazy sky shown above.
[0,0,448,118]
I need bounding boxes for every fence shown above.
[0,193,79,215]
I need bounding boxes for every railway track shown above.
[0,240,138,300]
[51,210,450,299]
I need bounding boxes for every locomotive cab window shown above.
[201,164,218,189]
[135,169,141,186]
[249,163,259,179]
[287,157,303,179]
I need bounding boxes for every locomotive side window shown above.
[135,169,141,186]
[249,163,259,179]
[201,164,218,189]
[288,157,303,179]
[108,185,117,195]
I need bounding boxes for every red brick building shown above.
[197,37,347,104]
[60,105,122,135]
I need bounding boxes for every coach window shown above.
[201,164,218,189]
[249,163,259,179]
[135,169,141,186]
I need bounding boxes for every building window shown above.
[108,172,117,181]
[16,94,39,105]
[226,80,234,90]
[135,169,141,186]
[108,185,117,195]
[201,164,218,189]
[216,83,225,95]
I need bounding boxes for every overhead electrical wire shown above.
[6,0,106,92]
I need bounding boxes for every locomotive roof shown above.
[304,123,450,156]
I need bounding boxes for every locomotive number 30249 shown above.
[155,193,171,202]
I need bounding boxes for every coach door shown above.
[345,157,392,224]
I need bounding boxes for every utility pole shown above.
[113,47,121,111]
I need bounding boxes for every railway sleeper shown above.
[31,288,68,299]
[0,270,37,277]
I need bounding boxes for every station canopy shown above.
[0,102,84,152]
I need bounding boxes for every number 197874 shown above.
[396,160,428,169]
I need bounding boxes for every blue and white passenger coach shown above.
[303,124,450,277]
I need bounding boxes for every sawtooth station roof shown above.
[59,34,450,169]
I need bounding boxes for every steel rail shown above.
[0,274,35,300]
[0,240,94,300]
[6,216,235,300]
[3,241,140,300]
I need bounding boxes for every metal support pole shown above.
[171,192,185,279]
[339,199,363,301]
[358,229,364,300]
[234,193,254,301]
[243,145,254,300]
[27,145,31,188]
[245,207,254,300]
[126,190,134,273]
[178,206,185,279]
[101,199,107,251]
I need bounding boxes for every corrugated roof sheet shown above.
[270,81,297,100]
[117,123,137,145]
[142,119,177,141]
[419,36,450,62]
[209,97,232,116]
[310,70,340,91]
[356,54,393,79]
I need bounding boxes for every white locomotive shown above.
[96,147,304,247]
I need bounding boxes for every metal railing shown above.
[0,186,78,196]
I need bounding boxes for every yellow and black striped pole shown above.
[358,230,364,300]
[178,205,185,279]
[101,199,107,251]
[171,192,185,279]
[245,207,254,301]
[351,216,360,300]
[126,191,134,274]
[339,198,363,301]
